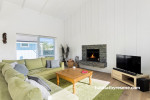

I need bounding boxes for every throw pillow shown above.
[25,78,50,100]
[10,62,18,69]
[51,60,60,68]
[46,60,51,68]
[28,76,51,91]
[14,64,29,76]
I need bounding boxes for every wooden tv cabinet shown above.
[111,69,149,87]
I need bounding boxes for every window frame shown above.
[20,42,29,48]
[16,34,55,59]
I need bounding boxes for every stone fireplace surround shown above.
[79,44,107,68]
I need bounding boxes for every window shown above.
[16,34,55,60]
[39,37,55,57]
[20,43,29,47]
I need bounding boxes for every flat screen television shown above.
[116,54,141,74]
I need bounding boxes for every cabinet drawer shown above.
[112,70,122,80]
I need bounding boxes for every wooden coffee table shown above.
[56,68,93,94]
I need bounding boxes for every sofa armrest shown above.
[60,62,64,70]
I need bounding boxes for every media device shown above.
[116,54,141,74]
[137,78,149,92]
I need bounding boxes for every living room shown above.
[0,0,150,100]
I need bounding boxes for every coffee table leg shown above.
[73,83,76,94]
[57,74,59,86]
[89,75,92,85]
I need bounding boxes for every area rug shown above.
[50,78,123,100]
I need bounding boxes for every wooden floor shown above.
[92,71,150,100]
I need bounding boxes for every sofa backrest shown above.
[1,63,43,100]
[2,57,54,70]
[25,58,44,70]
[2,60,25,64]
[1,63,25,83]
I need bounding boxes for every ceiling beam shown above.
[21,0,26,8]
[40,0,48,14]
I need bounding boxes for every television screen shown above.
[116,54,141,74]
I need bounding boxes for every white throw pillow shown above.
[25,78,51,100]
[51,60,60,68]
[10,62,18,69]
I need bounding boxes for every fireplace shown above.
[82,44,107,63]
[87,49,100,62]
[81,45,107,68]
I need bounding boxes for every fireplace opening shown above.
[87,49,100,62]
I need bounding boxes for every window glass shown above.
[39,37,55,57]
[16,34,55,60]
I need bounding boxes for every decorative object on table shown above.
[2,33,7,44]
[61,44,70,65]
[81,70,88,73]
[75,56,79,67]
[67,59,75,68]
[73,66,76,69]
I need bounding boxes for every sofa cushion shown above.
[25,58,44,70]
[51,60,60,68]
[2,64,25,82]
[0,62,6,71]
[4,68,25,83]
[29,67,63,80]
[0,72,12,100]
[14,64,29,76]
[8,77,43,100]
[2,60,25,64]
[41,57,54,67]
[28,68,46,75]
[46,60,51,68]
[8,77,42,100]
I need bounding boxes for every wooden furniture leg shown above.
[57,74,59,86]
[73,83,76,94]
[89,75,92,85]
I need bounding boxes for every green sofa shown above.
[0,58,79,100]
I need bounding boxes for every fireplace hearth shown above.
[87,49,99,62]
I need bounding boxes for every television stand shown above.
[111,69,149,87]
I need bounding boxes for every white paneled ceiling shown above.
[5,0,88,19]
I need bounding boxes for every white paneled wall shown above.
[65,0,150,75]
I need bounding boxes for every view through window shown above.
[16,34,55,60]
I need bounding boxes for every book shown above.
[81,70,88,73]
